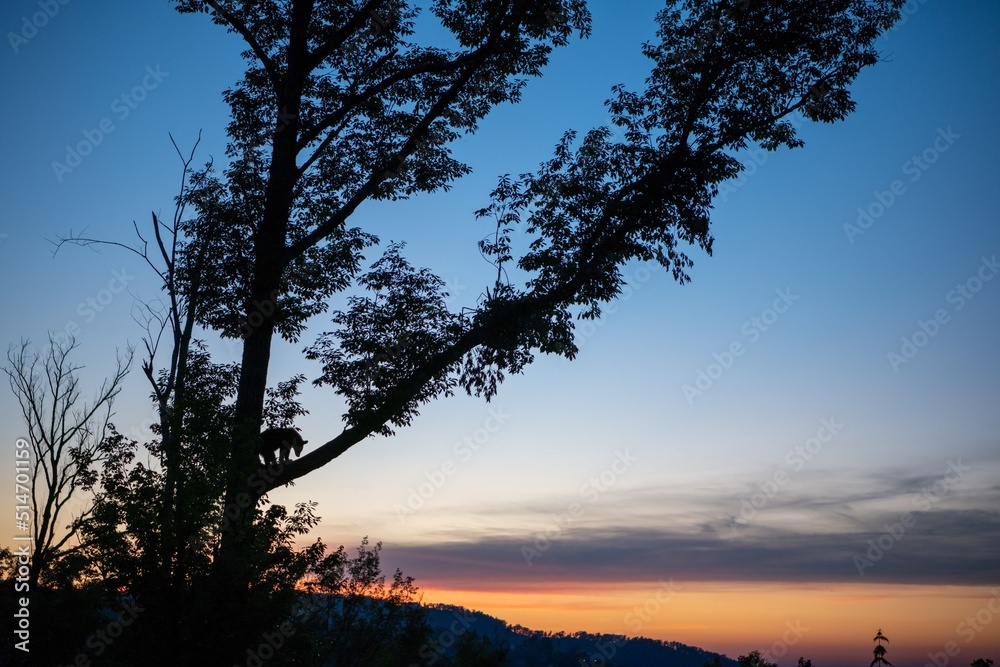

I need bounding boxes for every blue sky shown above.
[2,1,999,664]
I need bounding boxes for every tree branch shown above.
[297,46,488,153]
[204,0,281,91]
[288,44,496,261]
[304,0,384,73]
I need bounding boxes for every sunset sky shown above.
[1,2,998,666]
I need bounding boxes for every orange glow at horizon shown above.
[416,581,1000,666]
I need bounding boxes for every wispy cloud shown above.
[382,460,1000,587]
[387,509,1000,586]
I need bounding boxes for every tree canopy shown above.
[168,0,904,490]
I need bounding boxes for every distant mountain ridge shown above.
[422,602,739,667]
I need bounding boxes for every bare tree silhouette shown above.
[4,336,130,588]
[871,629,892,667]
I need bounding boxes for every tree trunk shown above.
[205,93,300,658]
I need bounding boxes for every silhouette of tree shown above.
[872,628,892,667]
[63,0,908,660]
[294,537,428,666]
[738,650,779,667]
[445,631,509,667]
[60,139,328,665]
[3,336,130,589]
[970,659,994,667]
[73,343,324,665]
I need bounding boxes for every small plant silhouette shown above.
[871,629,893,667]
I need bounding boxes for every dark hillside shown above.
[423,603,738,667]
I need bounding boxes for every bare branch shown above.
[4,335,131,585]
